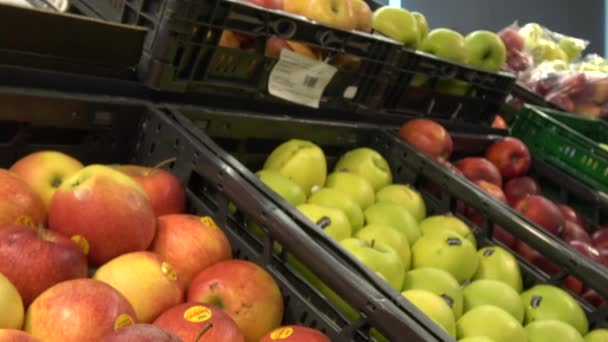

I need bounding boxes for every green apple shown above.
[256,169,306,206]
[458,338,496,342]
[525,320,584,342]
[473,246,523,293]
[376,184,426,222]
[263,139,327,196]
[412,11,429,41]
[412,230,479,283]
[364,202,420,247]
[308,187,364,233]
[419,214,476,248]
[419,28,468,64]
[325,172,375,210]
[465,30,507,71]
[402,289,457,338]
[436,79,472,96]
[599,143,608,151]
[559,36,586,61]
[520,284,589,335]
[462,279,524,323]
[340,238,405,290]
[584,329,608,342]
[296,203,352,241]
[356,223,411,270]
[402,267,464,320]
[457,305,527,342]
[333,147,392,192]
[371,6,420,48]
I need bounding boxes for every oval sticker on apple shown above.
[483,248,495,257]
[183,305,213,323]
[316,216,332,229]
[440,294,455,308]
[447,237,462,246]
[530,295,543,308]
[270,327,294,340]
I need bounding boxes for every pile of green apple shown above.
[256,139,608,342]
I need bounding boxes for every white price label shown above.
[268,49,337,109]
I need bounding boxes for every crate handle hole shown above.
[271,19,297,38]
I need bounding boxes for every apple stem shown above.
[152,157,177,170]
[194,322,213,342]
[371,239,376,248]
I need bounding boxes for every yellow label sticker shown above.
[183,305,213,323]
[70,235,90,255]
[113,313,135,331]
[200,216,219,229]
[270,327,294,340]
[161,261,178,281]
[14,215,35,227]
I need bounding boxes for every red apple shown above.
[25,279,137,341]
[582,288,606,307]
[514,195,565,235]
[0,225,88,306]
[0,169,46,229]
[506,52,532,73]
[283,0,356,31]
[455,157,503,187]
[473,180,507,202]
[503,177,542,206]
[499,28,524,54]
[560,220,592,244]
[398,119,453,161]
[116,164,186,217]
[484,137,531,180]
[592,228,608,249]
[48,165,157,266]
[546,93,575,113]
[557,204,588,232]
[466,180,515,248]
[151,214,232,288]
[188,260,284,342]
[598,247,608,267]
[560,73,587,98]
[0,329,40,341]
[515,240,560,275]
[535,74,561,96]
[563,240,601,294]
[259,326,331,342]
[493,225,517,249]
[100,324,182,342]
[491,115,508,129]
[153,302,244,342]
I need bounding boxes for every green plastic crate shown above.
[510,104,608,194]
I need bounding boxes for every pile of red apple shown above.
[0,151,331,342]
[399,118,608,306]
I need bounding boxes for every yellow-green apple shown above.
[559,37,585,61]
[356,223,411,270]
[308,188,363,232]
[340,237,405,290]
[115,164,186,217]
[585,329,608,342]
[375,184,427,222]
[350,0,372,33]
[484,137,531,180]
[520,284,589,335]
[402,267,464,320]
[153,302,245,342]
[419,215,476,248]
[0,272,23,329]
[100,324,182,342]
[25,278,137,341]
[296,203,352,241]
[256,170,306,206]
[504,176,542,206]
[260,325,331,342]
[525,320,584,342]
[575,103,602,118]
[514,195,565,235]
[0,225,88,306]
[0,330,40,341]
[455,157,503,187]
[9,151,83,209]
[465,30,507,71]
[458,337,495,342]
[473,246,523,293]
[462,279,524,322]
[93,251,184,323]
[499,28,525,55]
[419,28,468,64]
[263,139,326,196]
[364,202,420,247]
[456,305,527,342]
[48,164,157,266]
[187,260,284,342]
[325,171,375,209]
[151,214,232,289]
[398,119,453,161]
[283,0,355,31]
[519,23,544,49]
[264,37,320,61]
[412,12,429,41]
[402,289,456,338]
[334,147,392,191]
[0,169,46,229]
[411,230,479,283]
[371,7,419,48]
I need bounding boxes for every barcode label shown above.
[268,49,337,109]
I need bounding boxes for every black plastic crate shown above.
[169,104,608,331]
[0,87,452,342]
